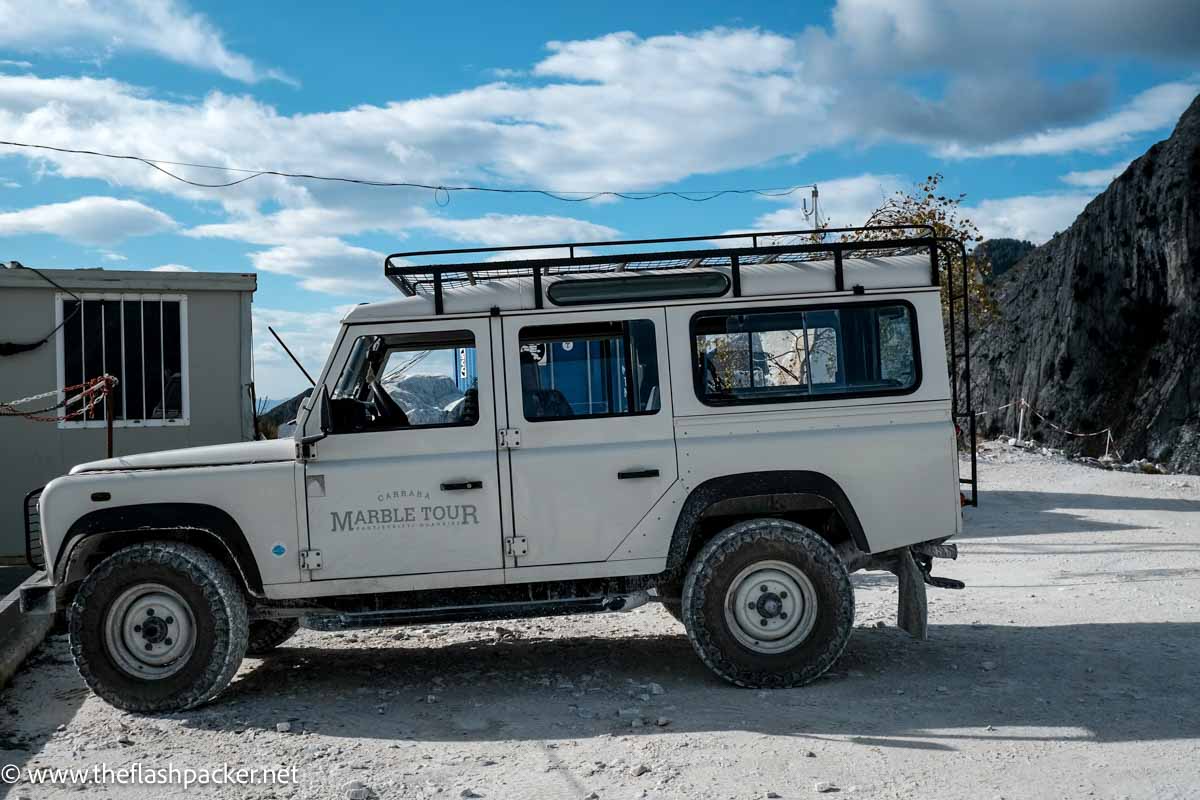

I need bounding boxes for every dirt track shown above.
[3,442,1199,799]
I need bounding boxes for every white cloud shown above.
[150,263,195,272]
[942,81,1200,157]
[0,0,290,84]
[413,213,618,247]
[1061,160,1132,188]
[188,207,620,294]
[0,59,33,69]
[822,0,1200,70]
[0,196,175,245]
[249,238,389,296]
[964,193,1093,244]
[1,179,20,189]
[100,250,127,261]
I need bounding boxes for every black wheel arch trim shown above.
[666,471,871,573]
[57,503,265,596]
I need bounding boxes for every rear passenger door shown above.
[500,309,677,567]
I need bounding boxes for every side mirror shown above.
[299,385,332,445]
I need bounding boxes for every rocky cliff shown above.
[972,93,1200,472]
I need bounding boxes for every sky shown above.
[0,0,1198,402]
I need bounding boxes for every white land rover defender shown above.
[21,227,977,712]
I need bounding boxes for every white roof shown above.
[344,253,932,323]
[0,266,255,293]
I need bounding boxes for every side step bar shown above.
[300,591,650,631]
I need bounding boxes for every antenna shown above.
[267,326,316,387]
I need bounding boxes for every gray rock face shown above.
[972,93,1200,473]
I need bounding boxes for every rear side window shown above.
[519,319,660,421]
[692,302,919,405]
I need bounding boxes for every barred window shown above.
[58,294,188,427]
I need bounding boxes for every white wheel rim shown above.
[724,560,819,654]
[104,583,197,679]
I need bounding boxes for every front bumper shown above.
[19,571,56,615]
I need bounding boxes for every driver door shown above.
[302,317,505,580]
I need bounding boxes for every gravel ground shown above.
[3,442,1199,800]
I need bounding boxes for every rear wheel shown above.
[68,542,249,712]
[681,518,854,688]
[246,619,300,655]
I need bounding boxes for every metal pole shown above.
[1016,399,1025,444]
[105,381,114,458]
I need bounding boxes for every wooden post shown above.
[1016,399,1026,444]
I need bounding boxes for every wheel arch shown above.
[55,503,265,601]
[665,471,870,576]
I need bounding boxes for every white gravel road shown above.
[3,442,1199,800]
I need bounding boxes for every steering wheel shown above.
[368,381,410,427]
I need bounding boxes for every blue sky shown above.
[1,0,1198,400]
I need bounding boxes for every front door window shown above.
[329,331,479,433]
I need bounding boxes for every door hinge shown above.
[504,537,528,557]
[498,428,521,449]
[300,549,323,570]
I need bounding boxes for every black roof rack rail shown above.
[384,224,939,307]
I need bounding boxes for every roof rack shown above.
[383,223,978,508]
[384,225,943,313]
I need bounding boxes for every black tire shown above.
[681,518,854,688]
[246,619,300,655]
[655,579,685,624]
[68,541,249,712]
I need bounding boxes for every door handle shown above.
[617,469,660,480]
[441,480,483,491]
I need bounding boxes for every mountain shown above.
[976,238,1035,281]
[262,388,312,428]
[972,93,1200,472]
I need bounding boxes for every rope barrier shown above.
[0,375,118,422]
[973,397,1123,461]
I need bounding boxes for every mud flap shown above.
[895,548,928,640]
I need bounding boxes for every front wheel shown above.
[68,542,249,712]
[681,519,854,688]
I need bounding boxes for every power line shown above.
[0,139,816,204]
[0,260,81,357]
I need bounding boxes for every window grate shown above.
[58,294,189,428]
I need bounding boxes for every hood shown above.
[70,439,294,474]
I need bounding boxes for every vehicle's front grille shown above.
[24,487,45,570]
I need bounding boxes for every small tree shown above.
[841,173,994,324]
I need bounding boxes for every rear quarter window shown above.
[691,301,920,406]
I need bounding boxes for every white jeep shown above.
[21,228,976,712]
